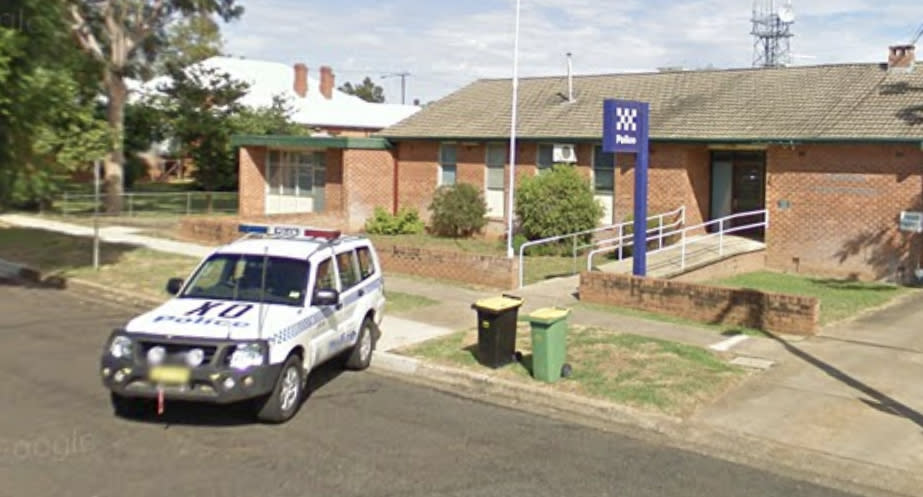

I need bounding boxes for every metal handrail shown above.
[517,205,686,288]
[586,209,769,272]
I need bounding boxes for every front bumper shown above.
[100,334,281,404]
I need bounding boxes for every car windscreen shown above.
[180,253,309,307]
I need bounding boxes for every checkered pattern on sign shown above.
[615,108,638,132]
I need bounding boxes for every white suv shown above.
[100,224,385,423]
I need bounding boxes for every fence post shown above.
[572,236,578,275]
[618,225,624,260]
[128,194,133,217]
[658,215,664,250]
[186,192,192,216]
[719,219,724,257]
[681,230,687,270]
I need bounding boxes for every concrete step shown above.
[596,235,766,279]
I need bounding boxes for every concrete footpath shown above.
[3,213,923,496]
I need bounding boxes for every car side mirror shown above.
[312,288,340,306]
[166,278,184,296]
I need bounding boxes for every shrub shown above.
[515,165,604,251]
[428,183,488,237]
[364,206,424,235]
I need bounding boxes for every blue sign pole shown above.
[603,99,650,277]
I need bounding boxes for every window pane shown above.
[336,251,359,290]
[315,258,336,290]
[357,247,375,280]
[298,165,313,195]
[486,164,504,190]
[487,144,506,166]
[537,144,553,169]
[593,145,615,169]
[594,170,614,193]
[440,144,457,165]
[281,163,297,195]
[441,165,457,185]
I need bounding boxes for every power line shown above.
[381,72,411,104]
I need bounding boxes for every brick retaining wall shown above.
[373,242,518,290]
[579,271,819,335]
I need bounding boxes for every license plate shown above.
[149,366,191,385]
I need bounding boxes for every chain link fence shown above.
[52,191,239,217]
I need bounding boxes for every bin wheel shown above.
[561,363,573,378]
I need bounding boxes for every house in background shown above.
[132,56,420,183]
[235,44,923,281]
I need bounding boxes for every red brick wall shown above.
[239,146,267,217]
[343,149,396,231]
[325,149,344,213]
[178,213,349,245]
[672,250,768,283]
[397,141,440,219]
[766,144,923,280]
[374,242,518,289]
[580,271,819,335]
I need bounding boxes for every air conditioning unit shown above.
[553,143,577,163]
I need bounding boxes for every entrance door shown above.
[709,151,766,235]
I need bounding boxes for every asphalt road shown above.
[0,281,861,497]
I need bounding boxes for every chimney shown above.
[293,63,308,97]
[888,45,915,72]
[320,66,334,100]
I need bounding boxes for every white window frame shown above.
[592,145,615,194]
[485,143,506,192]
[265,149,326,198]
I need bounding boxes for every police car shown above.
[100,224,385,423]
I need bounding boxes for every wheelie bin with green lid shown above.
[471,295,523,368]
[527,307,572,383]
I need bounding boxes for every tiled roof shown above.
[379,64,923,141]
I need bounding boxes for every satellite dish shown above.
[778,3,795,23]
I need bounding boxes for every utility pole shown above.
[381,72,411,104]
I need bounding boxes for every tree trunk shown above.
[104,70,126,214]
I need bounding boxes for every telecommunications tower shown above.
[751,0,795,67]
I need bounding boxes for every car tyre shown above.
[345,317,376,371]
[256,354,304,423]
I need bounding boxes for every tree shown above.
[515,165,604,252]
[155,14,223,73]
[338,77,385,103]
[1,0,110,210]
[67,0,243,213]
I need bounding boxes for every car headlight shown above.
[146,345,166,366]
[229,343,265,371]
[185,348,205,367]
[109,335,133,359]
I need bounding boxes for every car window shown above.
[357,246,375,280]
[181,254,308,306]
[336,250,360,290]
[315,258,337,291]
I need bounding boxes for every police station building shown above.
[236,45,923,281]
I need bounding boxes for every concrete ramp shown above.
[595,235,766,279]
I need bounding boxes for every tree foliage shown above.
[515,165,604,247]
[428,183,488,238]
[338,76,385,103]
[0,0,110,209]
[67,0,243,212]
[155,14,223,73]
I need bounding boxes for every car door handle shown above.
[358,289,365,297]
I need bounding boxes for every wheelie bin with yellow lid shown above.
[471,294,523,368]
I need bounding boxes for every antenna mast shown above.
[751,0,795,68]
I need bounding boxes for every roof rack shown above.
[237,223,342,242]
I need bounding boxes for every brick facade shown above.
[374,241,518,289]
[238,146,266,217]
[342,149,396,231]
[766,144,923,280]
[579,271,819,335]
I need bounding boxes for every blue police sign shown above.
[603,99,651,277]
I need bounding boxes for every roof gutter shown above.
[375,135,923,145]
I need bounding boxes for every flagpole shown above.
[506,0,521,259]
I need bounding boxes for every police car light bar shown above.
[238,223,341,240]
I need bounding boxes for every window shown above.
[537,144,553,174]
[315,258,336,291]
[265,149,325,197]
[486,144,505,191]
[335,250,360,290]
[180,254,309,306]
[356,247,375,280]
[439,144,457,186]
[593,145,615,193]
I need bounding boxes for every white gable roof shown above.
[132,56,420,130]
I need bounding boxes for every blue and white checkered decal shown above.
[268,277,383,345]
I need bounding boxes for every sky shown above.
[220,1,922,104]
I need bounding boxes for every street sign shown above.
[603,99,650,276]
[900,211,923,233]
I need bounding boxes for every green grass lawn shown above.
[708,271,911,325]
[399,324,745,417]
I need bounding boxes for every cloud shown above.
[221,0,922,103]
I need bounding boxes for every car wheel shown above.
[256,354,304,423]
[345,317,376,371]
[110,392,150,419]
